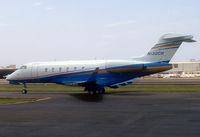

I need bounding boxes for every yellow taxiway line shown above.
[1,97,51,105]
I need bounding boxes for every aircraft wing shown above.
[109,79,134,88]
[87,67,99,82]
[60,67,100,86]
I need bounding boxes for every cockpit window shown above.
[20,65,27,69]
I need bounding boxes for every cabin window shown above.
[45,68,48,72]
[82,67,85,70]
[20,65,27,69]
[59,67,62,72]
[52,68,55,72]
[74,67,77,71]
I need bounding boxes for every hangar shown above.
[169,61,200,74]
[0,65,16,79]
[151,61,200,78]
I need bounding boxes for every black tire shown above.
[92,90,96,95]
[22,89,27,94]
[101,88,105,94]
[98,88,105,94]
[88,90,92,95]
[97,90,101,94]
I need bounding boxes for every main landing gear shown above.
[22,83,27,94]
[85,87,105,95]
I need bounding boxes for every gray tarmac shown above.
[0,92,200,137]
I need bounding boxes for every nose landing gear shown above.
[22,83,27,94]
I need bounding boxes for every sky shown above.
[0,0,199,66]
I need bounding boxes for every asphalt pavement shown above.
[0,91,200,137]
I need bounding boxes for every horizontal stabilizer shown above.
[158,34,196,43]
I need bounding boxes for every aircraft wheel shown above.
[99,88,105,94]
[101,88,105,94]
[88,90,92,95]
[92,90,96,95]
[22,89,27,94]
[97,90,101,94]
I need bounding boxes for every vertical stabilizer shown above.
[133,33,196,63]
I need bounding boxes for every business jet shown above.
[6,33,196,94]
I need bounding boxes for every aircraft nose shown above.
[6,73,15,81]
[6,73,20,85]
[6,74,12,81]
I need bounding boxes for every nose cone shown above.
[6,71,16,81]
[6,73,20,85]
[6,74,13,81]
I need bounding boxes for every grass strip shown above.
[0,84,200,92]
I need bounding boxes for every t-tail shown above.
[134,33,196,63]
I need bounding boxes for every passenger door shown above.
[31,63,38,78]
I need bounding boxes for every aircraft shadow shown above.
[69,91,153,102]
[110,91,154,96]
[69,93,104,102]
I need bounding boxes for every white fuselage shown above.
[7,60,144,81]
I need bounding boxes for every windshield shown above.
[20,65,27,69]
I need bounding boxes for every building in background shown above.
[0,64,16,69]
[169,62,200,74]
[150,61,200,78]
[0,65,17,79]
